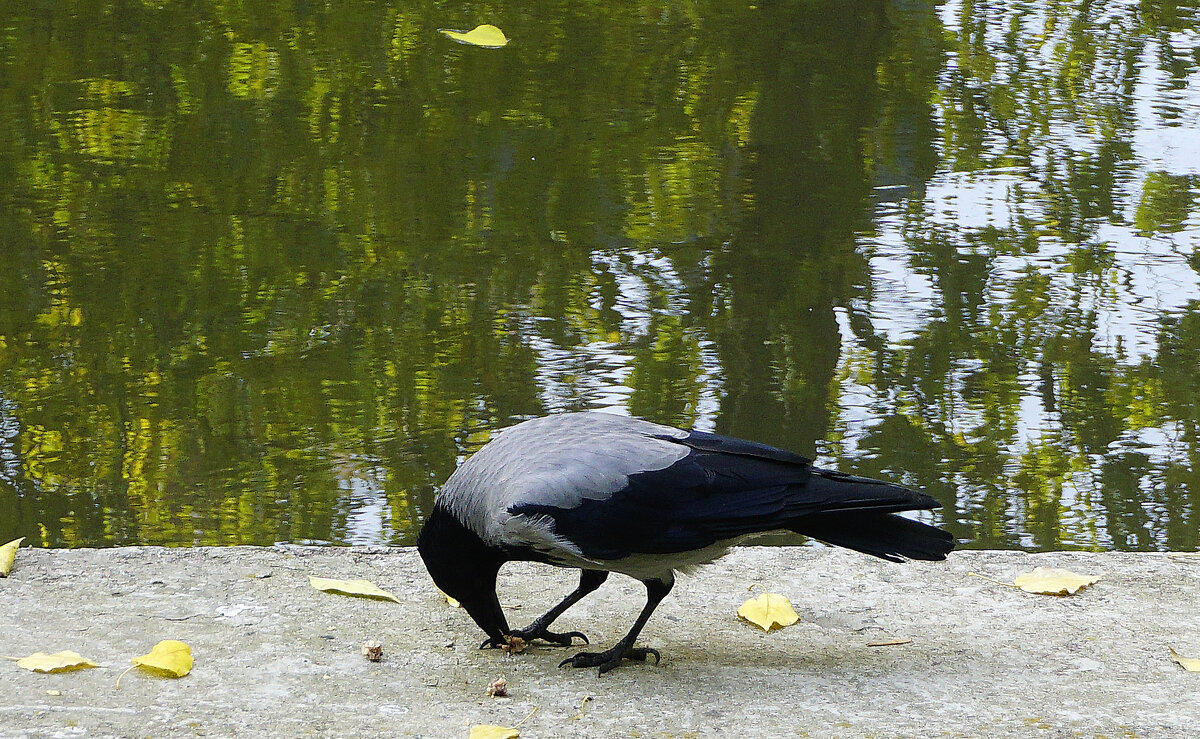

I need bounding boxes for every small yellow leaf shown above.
[12,650,100,673]
[1169,647,1200,672]
[438,24,509,48]
[309,576,400,603]
[131,640,193,678]
[737,592,800,631]
[1012,567,1100,595]
[0,537,23,577]
[438,588,461,608]
[469,726,519,739]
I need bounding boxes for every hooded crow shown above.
[418,412,954,674]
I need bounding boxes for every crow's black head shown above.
[417,504,510,643]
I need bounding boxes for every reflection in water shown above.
[0,0,1197,551]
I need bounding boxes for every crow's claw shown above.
[559,645,661,675]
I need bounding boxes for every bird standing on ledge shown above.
[418,412,955,674]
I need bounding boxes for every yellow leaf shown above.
[309,576,400,603]
[438,588,461,608]
[737,592,800,631]
[469,726,519,739]
[10,650,99,673]
[0,537,23,577]
[131,640,193,678]
[1012,567,1100,595]
[438,24,509,48]
[1169,647,1200,672]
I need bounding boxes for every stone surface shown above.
[1,545,1198,737]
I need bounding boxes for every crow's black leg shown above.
[560,576,673,675]
[512,569,608,646]
[481,569,608,649]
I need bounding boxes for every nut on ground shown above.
[502,635,526,654]
[361,641,383,662]
[486,677,508,697]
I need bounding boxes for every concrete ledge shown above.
[1,546,1198,737]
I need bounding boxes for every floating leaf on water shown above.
[309,576,401,603]
[737,592,800,631]
[438,24,509,48]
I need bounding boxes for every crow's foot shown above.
[512,625,589,647]
[481,627,588,650]
[559,645,660,675]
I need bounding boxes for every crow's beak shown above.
[418,504,511,645]
[457,575,510,647]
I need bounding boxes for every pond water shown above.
[1,0,1198,550]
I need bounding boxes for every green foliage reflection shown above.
[0,0,1197,551]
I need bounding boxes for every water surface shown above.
[1,0,1198,550]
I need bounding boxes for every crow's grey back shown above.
[438,412,690,548]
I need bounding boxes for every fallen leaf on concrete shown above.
[469,726,519,739]
[737,592,800,631]
[1167,553,1200,562]
[969,568,1100,595]
[116,640,193,689]
[0,537,23,577]
[7,650,99,673]
[1012,567,1100,595]
[867,639,913,647]
[438,24,509,48]
[568,695,593,720]
[1169,647,1200,672]
[469,706,537,738]
[309,576,400,603]
[131,640,193,678]
[438,588,461,608]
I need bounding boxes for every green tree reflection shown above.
[0,0,1197,552]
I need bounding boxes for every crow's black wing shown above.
[509,429,939,560]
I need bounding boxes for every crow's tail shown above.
[786,469,955,562]
[790,510,955,562]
